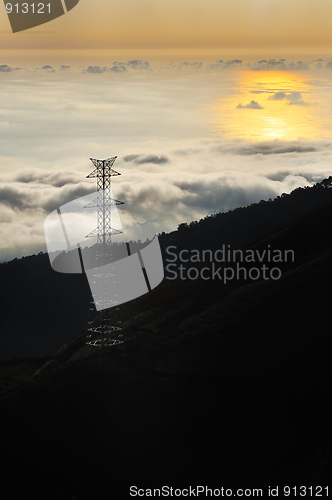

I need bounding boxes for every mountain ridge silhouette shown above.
[2,176,332,361]
[1,177,332,498]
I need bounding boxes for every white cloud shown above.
[268,91,313,106]
[236,100,264,109]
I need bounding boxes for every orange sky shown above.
[2,0,332,62]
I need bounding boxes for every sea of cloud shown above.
[2,56,332,74]
[1,61,332,261]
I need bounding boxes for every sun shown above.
[210,71,331,141]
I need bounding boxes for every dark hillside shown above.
[160,176,332,257]
[2,177,332,361]
[1,198,332,498]
[0,253,91,360]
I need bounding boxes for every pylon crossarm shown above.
[86,168,121,179]
[85,227,123,238]
[86,339,124,347]
[83,198,124,209]
[90,157,117,168]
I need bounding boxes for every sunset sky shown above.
[2,0,332,61]
[1,1,332,261]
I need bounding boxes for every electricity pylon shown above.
[84,156,124,349]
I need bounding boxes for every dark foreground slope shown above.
[1,201,332,499]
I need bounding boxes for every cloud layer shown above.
[2,137,332,261]
[1,68,332,261]
[3,57,332,75]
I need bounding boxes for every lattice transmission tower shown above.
[84,156,125,350]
